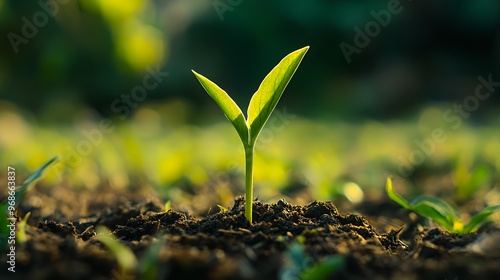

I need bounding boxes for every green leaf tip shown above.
[5,156,59,212]
[191,70,249,144]
[96,226,138,271]
[385,176,412,210]
[463,204,500,233]
[248,46,309,143]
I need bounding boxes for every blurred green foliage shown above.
[1,103,499,208]
[1,0,500,120]
[0,1,499,217]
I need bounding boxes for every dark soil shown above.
[1,184,500,280]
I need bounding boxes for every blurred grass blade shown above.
[17,212,31,245]
[385,177,412,210]
[301,255,344,280]
[457,165,491,201]
[13,156,59,205]
[247,46,309,143]
[96,226,137,271]
[192,70,249,144]
[463,205,500,233]
[1,156,58,249]
[138,238,165,280]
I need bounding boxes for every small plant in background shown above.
[164,200,171,212]
[16,212,31,246]
[454,160,492,202]
[96,226,138,278]
[280,240,344,280]
[0,156,58,249]
[192,46,309,222]
[386,177,500,233]
[96,226,167,280]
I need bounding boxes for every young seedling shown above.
[0,156,58,249]
[16,212,31,246]
[454,162,491,202]
[282,240,344,280]
[192,46,309,222]
[96,226,138,277]
[386,177,500,233]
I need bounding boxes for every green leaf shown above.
[409,198,456,231]
[17,212,31,245]
[457,165,491,200]
[137,238,165,280]
[463,204,500,233]
[385,177,412,210]
[217,204,229,213]
[96,226,137,271]
[247,46,309,143]
[301,255,344,280]
[0,156,58,249]
[192,70,249,145]
[386,177,458,231]
[12,156,59,206]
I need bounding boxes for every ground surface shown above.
[1,184,499,280]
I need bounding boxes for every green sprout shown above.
[217,204,229,213]
[16,212,31,246]
[0,156,58,249]
[96,226,138,275]
[192,46,309,222]
[386,177,500,233]
[137,237,166,280]
[96,226,168,280]
[454,162,491,202]
[164,200,171,212]
[281,241,344,280]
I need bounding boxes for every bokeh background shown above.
[1,0,499,211]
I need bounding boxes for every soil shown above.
[1,183,499,280]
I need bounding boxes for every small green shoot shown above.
[0,156,58,249]
[17,212,31,246]
[164,200,171,212]
[281,241,344,280]
[454,163,491,201]
[96,226,138,274]
[217,204,229,213]
[137,237,166,280]
[301,255,344,280]
[192,46,309,222]
[386,177,500,233]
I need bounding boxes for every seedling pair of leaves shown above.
[0,157,58,249]
[192,46,309,222]
[386,177,500,233]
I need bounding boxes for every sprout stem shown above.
[244,144,255,222]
